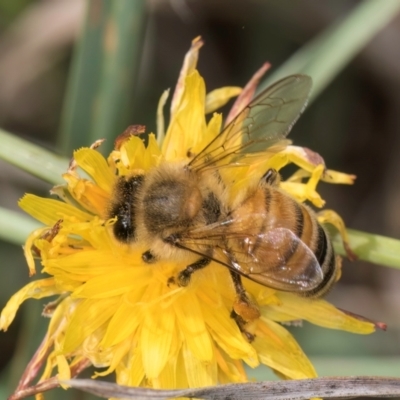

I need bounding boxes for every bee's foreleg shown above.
[169,257,211,287]
[229,270,260,342]
[142,250,157,263]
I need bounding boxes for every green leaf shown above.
[0,207,41,246]
[333,229,400,270]
[0,128,68,185]
[260,0,400,102]
[58,0,147,155]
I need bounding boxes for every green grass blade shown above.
[260,0,400,101]
[58,0,147,155]
[0,128,68,185]
[333,229,400,270]
[0,207,41,245]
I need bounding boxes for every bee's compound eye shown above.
[142,250,156,263]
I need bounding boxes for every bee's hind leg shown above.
[229,270,260,342]
[168,257,211,287]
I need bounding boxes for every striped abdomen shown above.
[263,186,336,297]
[228,184,337,297]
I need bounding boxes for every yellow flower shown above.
[1,37,376,397]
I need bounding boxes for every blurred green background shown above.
[0,0,399,399]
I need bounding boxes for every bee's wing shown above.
[178,225,323,293]
[222,227,324,292]
[189,74,312,172]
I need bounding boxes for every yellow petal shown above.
[182,341,217,387]
[47,297,72,340]
[129,352,146,387]
[0,278,58,331]
[267,293,375,334]
[57,354,71,386]
[323,169,356,184]
[140,305,175,379]
[41,349,58,382]
[44,250,141,281]
[119,135,146,171]
[63,173,109,216]
[19,194,93,225]
[173,290,213,362]
[318,209,351,244]
[254,317,317,379]
[73,148,114,193]
[215,346,248,384]
[153,356,178,389]
[94,339,131,377]
[270,145,325,174]
[63,297,119,353]
[280,181,325,208]
[192,112,222,155]
[72,267,150,299]
[101,301,142,347]
[171,36,203,117]
[119,343,145,387]
[205,86,242,114]
[163,71,207,160]
[143,133,162,170]
[156,89,170,146]
[200,297,257,364]
[24,227,48,275]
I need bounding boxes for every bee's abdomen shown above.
[305,223,336,297]
[288,199,337,297]
[265,188,337,297]
[109,175,144,243]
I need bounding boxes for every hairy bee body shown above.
[108,74,339,331]
[109,161,337,298]
[109,162,228,262]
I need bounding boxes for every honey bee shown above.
[108,75,338,337]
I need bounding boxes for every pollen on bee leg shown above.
[233,296,261,322]
[231,298,260,342]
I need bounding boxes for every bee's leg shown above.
[229,270,260,342]
[142,250,157,263]
[168,257,211,287]
[262,168,280,186]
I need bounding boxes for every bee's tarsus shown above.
[230,309,255,342]
[176,257,211,286]
[142,250,156,263]
[167,276,176,287]
[229,269,260,341]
